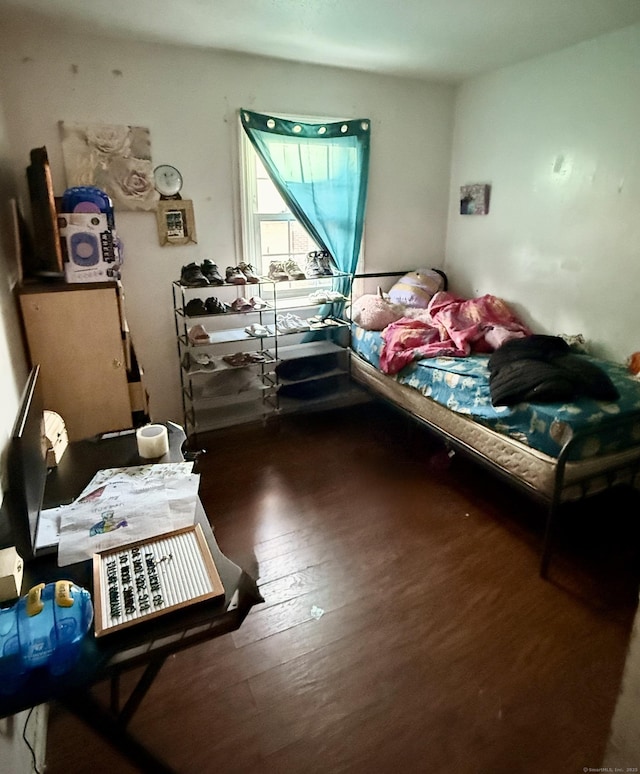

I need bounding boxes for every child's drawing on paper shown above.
[89,510,129,536]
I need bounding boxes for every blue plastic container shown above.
[0,581,93,693]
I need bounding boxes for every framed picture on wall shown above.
[156,200,197,246]
[460,184,490,215]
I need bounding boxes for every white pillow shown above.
[388,268,446,308]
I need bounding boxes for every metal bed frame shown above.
[348,272,640,577]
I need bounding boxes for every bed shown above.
[348,276,640,576]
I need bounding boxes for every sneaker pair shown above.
[308,289,345,304]
[306,251,334,277]
[185,297,230,316]
[230,297,253,313]
[245,323,270,338]
[268,259,306,281]
[276,313,310,333]
[226,263,260,284]
[230,296,268,313]
[180,260,224,287]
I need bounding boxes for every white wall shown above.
[0,17,455,423]
[0,87,46,774]
[0,96,29,489]
[446,24,640,362]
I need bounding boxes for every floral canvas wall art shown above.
[60,122,158,211]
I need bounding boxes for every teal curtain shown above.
[240,109,370,285]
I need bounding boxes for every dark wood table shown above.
[0,424,263,773]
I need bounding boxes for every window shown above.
[240,126,320,276]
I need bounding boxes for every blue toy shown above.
[0,580,93,693]
[61,186,115,229]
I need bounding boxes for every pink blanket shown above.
[379,292,531,374]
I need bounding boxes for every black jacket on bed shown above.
[488,335,619,407]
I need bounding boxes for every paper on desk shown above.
[35,505,64,550]
[57,462,200,566]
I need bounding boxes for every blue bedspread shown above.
[351,326,640,458]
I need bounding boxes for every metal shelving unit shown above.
[172,270,368,441]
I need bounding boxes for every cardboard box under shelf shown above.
[128,378,149,415]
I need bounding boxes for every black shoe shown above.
[184,298,207,317]
[180,262,209,287]
[318,251,334,276]
[201,260,224,285]
[204,297,230,314]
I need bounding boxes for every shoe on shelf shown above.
[317,251,334,276]
[188,324,210,345]
[230,297,253,313]
[200,260,224,285]
[305,252,324,278]
[184,297,207,316]
[289,313,310,331]
[238,262,260,283]
[276,313,310,333]
[325,290,345,301]
[284,259,306,280]
[183,351,216,373]
[249,296,269,310]
[204,297,230,314]
[192,353,216,372]
[268,261,288,282]
[309,290,329,304]
[223,351,268,367]
[226,266,247,284]
[275,315,290,334]
[180,262,210,287]
[245,323,270,337]
[223,352,252,367]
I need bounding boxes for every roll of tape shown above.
[136,424,169,459]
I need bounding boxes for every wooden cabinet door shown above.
[19,286,132,441]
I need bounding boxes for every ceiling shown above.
[3,0,640,82]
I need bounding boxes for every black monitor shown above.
[25,147,64,280]
[6,365,48,560]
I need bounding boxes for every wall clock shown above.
[153,164,183,199]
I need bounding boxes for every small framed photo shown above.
[156,199,197,245]
[460,184,490,215]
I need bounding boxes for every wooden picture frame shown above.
[156,199,197,246]
[92,524,224,637]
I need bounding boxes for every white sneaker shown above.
[245,323,270,337]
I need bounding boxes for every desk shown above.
[0,425,263,773]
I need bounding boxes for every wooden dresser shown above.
[18,281,148,441]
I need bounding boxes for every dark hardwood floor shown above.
[45,401,640,773]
